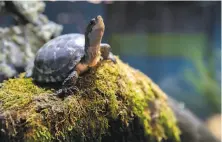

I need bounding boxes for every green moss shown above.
[0,57,181,142]
[0,74,51,110]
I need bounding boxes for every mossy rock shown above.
[0,57,181,142]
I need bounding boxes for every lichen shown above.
[0,57,181,142]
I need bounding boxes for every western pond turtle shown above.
[26,15,116,96]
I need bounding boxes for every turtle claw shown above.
[62,70,78,86]
[100,53,116,64]
[54,89,63,96]
[54,86,79,97]
[108,52,117,64]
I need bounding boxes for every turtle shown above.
[25,15,116,96]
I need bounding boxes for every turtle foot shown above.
[54,86,79,97]
[55,70,79,97]
[108,52,117,64]
[62,70,78,86]
[100,43,117,64]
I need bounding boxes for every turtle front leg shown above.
[55,70,79,97]
[100,43,116,63]
[62,70,79,86]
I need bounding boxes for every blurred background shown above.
[45,1,221,119]
[0,1,221,139]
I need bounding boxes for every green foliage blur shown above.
[184,47,221,114]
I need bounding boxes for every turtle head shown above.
[85,15,105,47]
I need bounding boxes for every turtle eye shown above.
[90,19,96,25]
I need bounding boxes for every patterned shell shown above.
[32,34,85,83]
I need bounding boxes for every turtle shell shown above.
[32,33,85,83]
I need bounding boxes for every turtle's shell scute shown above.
[32,34,85,83]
